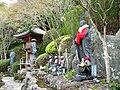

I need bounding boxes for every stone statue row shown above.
[48,55,66,77]
[47,54,93,81]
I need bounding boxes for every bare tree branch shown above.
[96,3,104,12]
[105,0,114,13]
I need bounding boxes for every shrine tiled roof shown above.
[13,28,46,38]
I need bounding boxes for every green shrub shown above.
[60,6,84,35]
[39,29,60,55]
[109,81,120,90]
[4,73,13,77]
[12,61,20,73]
[38,43,47,55]
[45,41,58,54]
[45,35,72,54]
[21,56,26,63]
[45,36,63,54]
[91,87,99,90]
[0,81,4,87]
[43,29,59,45]
[65,70,76,81]
[0,59,10,72]
[14,73,25,82]
[59,35,72,52]
[35,53,49,67]
[0,74,2,80]
[100,79,107,85]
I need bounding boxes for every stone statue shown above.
[9,50,15,73]
[48,55,53,68]
[75,20,93,62]
[60,56,65,68]
[31,39,37,54]
[10,50,15,66]
[54,56,59,66]
[31,39,37,65]
[74,20,93,80]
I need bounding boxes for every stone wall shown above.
[37,71,109,90]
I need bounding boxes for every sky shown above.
[0,0,18,5]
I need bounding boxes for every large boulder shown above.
[93,35,120,82]
[116,28,120,38]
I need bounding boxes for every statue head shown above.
[31,39,36,42]
[49,55,52,59]
[80,20,87,27]
[54,56,58,59]
[60,56,64,60]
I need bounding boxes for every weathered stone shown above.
[22,71,48,90]
[63,52,75,70]
[72,56,80,70]
[41,73,109,90]
[19,69,27,76]
[0,77,24,90]
[116,28,120,38]
[91,28,98,41]
[63,44,77,70]
[37,70,47,79]
[92,35,120,82]
[28,84,48,90]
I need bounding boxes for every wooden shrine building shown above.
[14,27,46,67]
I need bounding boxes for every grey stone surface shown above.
[38,72,109,90]
[116,28,120,38]
[92,35,120,82]
[0,70,48,90]
[63,52,75,70]
[72,56,79,70]
[0,77,24,90]
[22,71,48,90]
[63,44,79,70]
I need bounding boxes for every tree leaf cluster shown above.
[90,0,119,34]
[0,0,75,59]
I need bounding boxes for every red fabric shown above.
[76,28,87,45]
[84,57,91,61]
[85,57,89,60]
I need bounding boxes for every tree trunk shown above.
[87,11,111,82]
[3,45,7,60]
[103,17,110,83]
[103,42,111,83]
[0,46,3,60]
[4,52,7,60]
[0,53,3,60]
[65,48,69,70]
